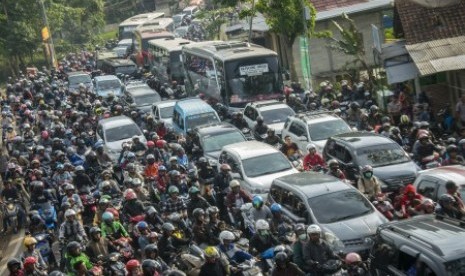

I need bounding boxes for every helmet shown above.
[102,211,114,222]
[144,244,159,256]
[75,165,84,172]
[142,259,161,273]
[188,186,200,194]
[204,246,219,258]
[418,133,429,140]
[127,163,135,171]
[64,183,75,191]
[89,227,101,236]
[447,137,457,145]
[400,115,410,124]
[256,116,264,122]
[361,165,373,173]
[156,140,167,148]
[252,195,264,208]
[220,163,231,172]
[146,154,155,160]
[229,179,240,188]
[162,222,175,232]
[345,252,362,265]
[125,190,137,200]
[126,259,141,271]
[7,258,21,270]
[294,223,306,233]
[306,143,316,151]
[193,208,205,220]
[447,144,458,153]
[275,252,288,264]
[127,152,136,159]
[101,180,111,189]
[147,141,155,148]
[168,185,179,194]
[350,102,360,109]
[67,241,81,253]
[328,159,339,168]
[136,221,148,230]
[41,130,49,139]
[307,224,321,234]
[24,236,37,247]
[132,178,142,187]
[439,194,456,205]
[65,209,76,218]
[256,219,270,231]
[198,157,207,164]
[381,116,391,124]
[219,230,235,244]
[370,105,379,112]
[270,203,282,213]
[159,165,167,171]
[207,206,219,216]
[420,121,430,128]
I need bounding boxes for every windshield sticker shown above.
[239,64,269,76]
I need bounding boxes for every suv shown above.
[267,172,387,255]
[93,75,123,98]
[323,132,418,192]
[67,71,93,93]
[218,141,297,197]
[243,100,295,136]
[281,111,352,153]
[369,214,465,275]
[414,165,465,201]
[122,83,161,114]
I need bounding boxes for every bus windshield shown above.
[119,26,137,40]
[225,56,282,106]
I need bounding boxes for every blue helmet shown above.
[137,221,148,230]
[270,203,282,213]
[102,211,114,222]
[252,195,264,208]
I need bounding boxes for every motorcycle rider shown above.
[187,186,211,219]
[158,222,190,264]
[122,189,145,218]
[7,258,24,276]
[214,163,233,222]
[20,236,47,270]
[131,135,147,153]
[199,246,230,276]
[144,244,169,271]
[269,203,292,238]
[225,179,252,224]
[281,136,302,161]
[218,230,253,264]
[399,184,423,218]
[413,133,441,164]
[437,194,464,219]
[327,159,346,180]
[302,224,340,275]
[132,178,149,202]
[100,211,129,240]
[161,186,188,221]
[357,165,381,200]
[58,209,87,245]
[192,208,209,246]
[23,256,48,276]
[0,180,25,231]
[64,241,93,274]
[230,112,248,130]
[292,224,311,273]
[61,184,83,215]
[271,252,305,276]
[249,219,279,257]
[72,165,94,193]
[445,181,465,213]
[302,143,326,171]
[264,128,283,147]
[85,226,114,263]
[344,252,368,276]
[442,145,465,165]
[250,195,272,222]
[253,116,268,141]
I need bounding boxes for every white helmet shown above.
[229,179,240,188]
[307,224,321,234]
[306,143,316,151]
[255,219,270,231]
[219,230,235,244]
[65,209,76,218]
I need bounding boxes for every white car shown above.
[218,141,298,197]
[151,100,177,127]
[96,115,146,161]
[243,100,295,136]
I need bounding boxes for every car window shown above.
[270,185,285,204]
[356,143,410,168]
[417,179,438,200]
[307,119,352,141]
[327,142,352,163]
[201,131,246,152]
[97,125,104,138]
[289,122,306,137]
[370,235,398,272]
[242,152,292,177]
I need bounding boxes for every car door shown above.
[415,176,440,201]
[243,105,257,129]
[286,120,308,151]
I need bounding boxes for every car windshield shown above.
[202,131,246,152]
[186,112,220,131]
[159,106,175,119]
[308,119,352,141]
[173,14,183,23]
[308,189,373,224]
[98,80,121,93]
[115,65,136,75]
[243,152,292,177]
[134,92,161,106]
[69,74,91,84]
[261,107,295,124]
[446,257,465,275]
[356,143,410,168]
[105,123,142,142]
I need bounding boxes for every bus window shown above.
[185,53,220,98]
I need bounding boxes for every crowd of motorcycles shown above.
[0,50,464,276]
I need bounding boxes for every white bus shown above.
[118,12,165,39]
[137,17,175,33]
[182,41,284,108]
[148,38,194,85]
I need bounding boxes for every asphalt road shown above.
[0,228,25,271]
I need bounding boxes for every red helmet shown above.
[24,256,37,266]
[41,130,49,139]
[105,207,120,220]
[156,139,167,149]
[147,141,155,148]
[345,252,361,265]
[126,259,140,271]
[125,190,137,200]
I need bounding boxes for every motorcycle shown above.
[173,243,205,276]
[34,232,56,267]
[2,198,21,233]
[79,192,97,225]
[372,193,395,221]
[113,237,134,262]
[236,259,263,276]
[38,202,58,231]
[104,252,127,276]
[242,128,254,141]
[420,153,442,169]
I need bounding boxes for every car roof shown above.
[222,141,283,160]
[418,165,465,185]
[290,111,343,124]
[99,115,136,129]
[260,103,292,112]
[67,71,88,77]
[331,131,394,148]
[94,75,119,81]
[153,100,177,108]
[379,215,465,260]
[118,39,133,45]
[195,122,239,136]
[175,98,215,116]
[272,172,351,197]
[126,86,156,96]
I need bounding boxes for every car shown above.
[96,115,146,161]
[93,75,124,98]
[113,39,133,57]
[122,83,162,113]
[174,26,189,38]
[172,13,188,28]
[268,172,387,255]
[323,132,419,192]
[151,100,177,127]
[182,5,200,18]
[218,141,298,197]
[281,110,352,153]
[172,98,221,136]
[192,122,247,168]
[369,214,465,275]
[67,71,93,92]
[413,165,465,201]
[100,58,138,76]
[243,100,296,136]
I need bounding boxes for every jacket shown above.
[225,190,252,209]
[100,221,129,239]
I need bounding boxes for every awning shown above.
[406,36,465,76]
[385,62,419,84]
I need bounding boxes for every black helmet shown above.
[447,144,458,153]
[7,258,21,270]
[89,226,101,236]
[193,208,205,221]
[439,194,456,206]
[256,116,264,123]
[144,243,159,256]
[350,102,360,109]
[67,241,81,253]
[142,259,162,273]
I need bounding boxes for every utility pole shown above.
[248,0,255,42]
[301,1,313,91]
[38,0,57,69]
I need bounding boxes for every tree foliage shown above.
[197,7,235,40]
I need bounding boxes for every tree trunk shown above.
[285,36,298,82]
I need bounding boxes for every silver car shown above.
[96,115,146,161]
[218,141,298,197]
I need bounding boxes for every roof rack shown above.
[386,222,443,256]
[435,214,465,228]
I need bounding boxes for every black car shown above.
[369,214,465,275]
[191,122,247,168]
[122,83,161,114]
[323,132,418,192]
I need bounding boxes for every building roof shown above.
[315,0,392,21]
[312,0,368,12]
[395,0,465,45]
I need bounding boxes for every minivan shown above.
[172,98,221,136]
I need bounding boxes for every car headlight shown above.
[251,188,268,195]
[364,236,374,245]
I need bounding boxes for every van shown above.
[172,98,221,136]
[182,5,200,18]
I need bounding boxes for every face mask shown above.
[363,172,373,179]
[299,234,307,241]
[259,230,269,236]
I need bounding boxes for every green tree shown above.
[328,13,377,90]
[255,0,324,81]
[197,7,234,40]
